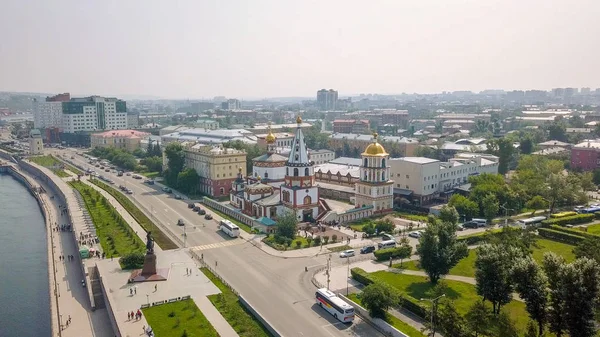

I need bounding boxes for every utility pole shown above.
[346,256,350,295]
[326,254,331,290]
[183,223,187,248]
[420,294,445,337]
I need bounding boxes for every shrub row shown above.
[373,246,412,262]
[537,228,585,245]
[350,267,428,319]
[549,225,598,240]
[541,213,594,226]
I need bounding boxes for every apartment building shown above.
[184,144,247,197]
[390,154,499,205]
[62,96,128,133]
[33,93,70,129]
[332,119,370,134]
[90,130,150,152]
[571,140,600,171]
[317,89,338,111]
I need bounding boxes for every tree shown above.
[492,311,519,337]
[142,156,163,173]
[542,252,567,337]
[525,320,539,337]
[224,140,261,173]
[434,299,472,337]
[481,193,499,224]
[560,258,600,337]
[547,122,567,142]
[525,195,548,215]
[475,244,522,315]
[448,194,479,221]
[438,205,459,225]
[360,282,400,319]
[465,300,492,337]
[362,223,375,237]
[275,211,297,241]
[519,137,534,155]
[417,220,468,284]
[511,256,548,336]
[164,142,185,185]
[573,237,600,263]
[177,168,199,194]
[485,138,515,174]
[374,219,394,234]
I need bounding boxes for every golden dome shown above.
[266,123,276,143]
[362,133,388,156]
[296,115,302,124]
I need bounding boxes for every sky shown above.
[0,0,599,99]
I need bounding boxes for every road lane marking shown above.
[189,239,244,251]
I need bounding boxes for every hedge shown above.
[541,214,594,226]
[537,228,585,245]
[373,246,412,262]
[549,225,597,240]
[350,267,428,319]
[457,228,505,245]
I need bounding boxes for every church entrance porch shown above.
[302,209,314,222]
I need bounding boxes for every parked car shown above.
[360,246,376,254]
[188,203,195,209]
[162,187,172,193]
[408,231,421,238]
[144,179,155,185]
[193,206,201,212]
[105,169,110,172]
[204,214,213,220]
[456,224,465,231]
[126,189,133,195]
[462,221,479,229]
[381,233,395,241]
[174,194,182,200]
[339,250,355,258]
[198,209,206,215]
[125,172,131,176]
[177,219,185,226]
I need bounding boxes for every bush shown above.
[373,246,413,262]
[313,236,321,246]
[119,251,145,269]
[323,236,330,244]
[537,228,585,245]
[295,240,302,248]
[549,225,598,239]
[400,296,428,319]
[541,213,594,226]
[351,267,375,286]
[375,219,395,234]
[331,234,338,243]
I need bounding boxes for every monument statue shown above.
[146,231,155,254]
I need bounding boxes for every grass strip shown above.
[142,299,219,337]
[89,178,178,250]
[347,293,427,337]
[203,206,252,233]
[200,268,272,337]
[69,181,145,258]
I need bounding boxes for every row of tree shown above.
[163,142,200,195]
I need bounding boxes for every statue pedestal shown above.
[129,252,169,283]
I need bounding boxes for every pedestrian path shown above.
[189,238,245,251]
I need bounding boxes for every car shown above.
[100,166,104,169]
[204,214,213,220]
[126,189,133,194]
[360,246,376,254]
[198,209,206,215]
[174,194,182,200]
[95,164,100,167]
[70,156,74,159]
[462,221,479,229]
[456,224,465,231]
[381,233,395,241]
[193,206,200,212]
[408,231,421,238]
[339,250,355,258]
[144,179,155,185]
[125,172,131,176]
[177,219,185,226]
[105,169,110,172]
[188,203,195,209]
[162,187,172,193]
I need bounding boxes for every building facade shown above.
[354,134,394,214]
[332,119,370,134]
[29,129,43,155]
[90,130,150,152]
[184,144,247,197]
[251,126,288,186]
[571,140,600,171]
[221,99,242,110]
[61,96,128,133]
[317,89,338,111]
[33,93,71,129]
[329,133,419,157]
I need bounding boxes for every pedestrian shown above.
[128,312,131,320]
[134,286,137,295]
[154,284,157,292]
[143,326,145,333]
[68,315,71,324]
[131,311,134,320]
[130,288,132,295]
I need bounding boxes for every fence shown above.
[201,197,260,229]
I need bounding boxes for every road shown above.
[55,149,382,337]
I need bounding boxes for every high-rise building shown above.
[317,89,338,111]
[33,93,70,129]
[221,99,242,110]
[62,96,128,133]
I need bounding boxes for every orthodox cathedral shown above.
[230,116,392,223]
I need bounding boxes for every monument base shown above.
[129,252,169,283]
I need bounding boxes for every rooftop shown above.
[393,157,440,164]
[93,129,150,138]
[574,140,600,149]
[314,163,360,177]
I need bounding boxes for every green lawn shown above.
[203,206,252,233]
[347,293,426,337]
[585,224,600,235]
[140,171,160,179]
[29,155,77,177]
[371,272,530,332]
[90,179,178,250]
[69,181,145,258]
[201,268,271,337]
[54,169,70,178]
[142,299,219,337]
[394,212,429,222]
[397,239,576,278]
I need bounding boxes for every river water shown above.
[0,174,51,337]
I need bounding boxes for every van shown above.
[378,240,397,249]
[471,218,486,224]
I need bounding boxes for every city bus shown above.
[219,220,240,238]
[315,288,355,323]
[517,216,547,228]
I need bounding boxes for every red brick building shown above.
[571,140,600,171]
[332,119,370,134]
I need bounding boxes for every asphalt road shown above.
[56,149,383,337]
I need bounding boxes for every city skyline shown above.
[1,0,599,99]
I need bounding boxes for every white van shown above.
[378,240,397,249]
[471,218,487,225]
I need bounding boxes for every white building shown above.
[33,100,63,129]
[390,154,499,205]
[355,134,394,214]
[29,129,43,155]
[310,149,336,165]
[61,96,128,133]
[251,126,288,186]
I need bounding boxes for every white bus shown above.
[219,220,240,238]
[315,288,355,323]
[517,216,546,228]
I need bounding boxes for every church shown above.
[230,116,393,223]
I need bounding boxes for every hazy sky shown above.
[1,0,598,99]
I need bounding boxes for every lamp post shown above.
[420,294,445,337]
[146,294,149,306]
[500,204,514,227]
[326,254,331,290]
[183,223,187,248]
[346,256,350,295]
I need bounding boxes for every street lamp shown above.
[346,256,350,296]
[146,294,149,306]
[420,294,445,337]
[500,204,514,227]
[183,223,187,248]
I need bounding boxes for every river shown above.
[0,174,51,337]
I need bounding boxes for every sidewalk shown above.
[18,163,113,337]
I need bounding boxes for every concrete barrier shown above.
[338,293,410,337]
[238,295,283,337]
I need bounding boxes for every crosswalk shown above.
[190,239,245,251]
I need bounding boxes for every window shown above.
[364,158,368,167]
[382,159,386,167]
[304,196,312,204]
[264,172,268,179]
[305,168,309,176]
[294,168,299,176]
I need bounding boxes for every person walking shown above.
[154,284,157,292]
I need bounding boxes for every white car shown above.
[339,250,355,258]
[408,231,421,238]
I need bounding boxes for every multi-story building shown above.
[221,99,242,110]
[317,89,338,111]
[194,119,219,130]
[571,140,600,171]
[62,96,128,133]
[256,131,295,149]
[33,93,70,129]
[29,129,43,155]
[191,101,215,113]
[390,154,499,205]
[127,111,139,128]
[310,149,335,164]
[184,144,247,197]
[435,113,491,123]
[332,119,370,134]
[90,130,150,152]
[329,133,419,157]
[161,128,254,145]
